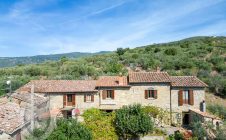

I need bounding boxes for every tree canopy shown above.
[115,104,154,138]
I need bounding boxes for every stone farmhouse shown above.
[16,71,220,126]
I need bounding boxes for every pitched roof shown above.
[96,76,129,87]
[0,102,30,134]
[170,76,208,87]
[190,109,221,120]
[17,80,97,93]
[128,72,171,83]
[11,93,48,106]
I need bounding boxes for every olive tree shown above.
[47,118,92,140]
[115,104,154,139]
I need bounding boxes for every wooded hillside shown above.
[0,36,226,97]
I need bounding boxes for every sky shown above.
[0,0,226,57]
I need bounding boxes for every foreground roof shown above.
[11,93,48,106]
[170,76,208,87]
[96,76,129,87]
[0,102,29,134]
[17,80,97,93]
[128,72,171,83]
[190,109,221,120]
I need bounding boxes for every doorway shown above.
[182,112,190,126]
[67,110,72,118]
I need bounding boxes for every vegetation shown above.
[0,36,226,98]
[115,104,154,139]
[0,51,110,68]
[142,106,170,125]
[83,108,118,140]
[46,118,92,140]
[207,104,226,120]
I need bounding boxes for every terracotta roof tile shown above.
[96,76,129,87]
[11,93,48,106]
[128,72,171,83]
[0,102,29,134]
[190,109,221,120]
[170,76,208,87]
[17,80,97,93]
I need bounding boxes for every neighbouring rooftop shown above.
[17,80,97,93]
[0,102,30,134]
[11,93,48,106]
[96,76,129,87]
[170,76,208,87]
[129,72,171,83]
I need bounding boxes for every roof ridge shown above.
[170,76,196,77]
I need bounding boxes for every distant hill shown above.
[0,51,110,68]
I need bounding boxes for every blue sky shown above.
[0,0,226,57]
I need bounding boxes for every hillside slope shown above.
[0,51,110,68]
[0,36,225,97]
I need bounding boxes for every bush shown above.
[47,118,92,140]
[154,48,161,53]
[83,108,118,140]
[190,121,207,139]
[115,104,154,139]
[164,48,177,56]
[142,106,170,125]
[207,104,226,120]
[174,131,184,140]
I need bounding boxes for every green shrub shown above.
[207,104,226,120]
[83,108,118,140]
[190,121,207,139]
[115,104,154,139]
[174,131,184,140]
[47,118,92,140]
[154,48,161,53]
[209,56,224,65]
[164,48,178,55]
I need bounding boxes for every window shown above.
[145,90,157,99]
[86,95,91,101]
[107,90,113,99]
[102,90,114,99]
[183,90,189,104]
[67,94,72,102]
[147,90,155,98]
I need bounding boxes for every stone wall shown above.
[44,85,205,119]
[99,83,171,110]
[171,87,205,113]
[46,92,99,113]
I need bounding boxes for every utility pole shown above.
[31,84,35,131]
[6,80,12,101]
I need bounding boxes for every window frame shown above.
[183,90,189,104]
[106,90,113,99]
[147,90,155,98]
[86,95,92,102]
[67,94,73,102]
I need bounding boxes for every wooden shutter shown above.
[112,90,115,99]
[63,95,66,107]
[189,90,194,105]
[154,90,158,99]
[102,90,107,99]
[145,90,148,99]
[63,95,67,106]
[178,90,183,106]
[91,95,94,102]
[72,94,75,106]
[84,95,86,102]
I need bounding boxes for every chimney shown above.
[117,76,124,86]
[156,66,161,72]
[201,100,206,112]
